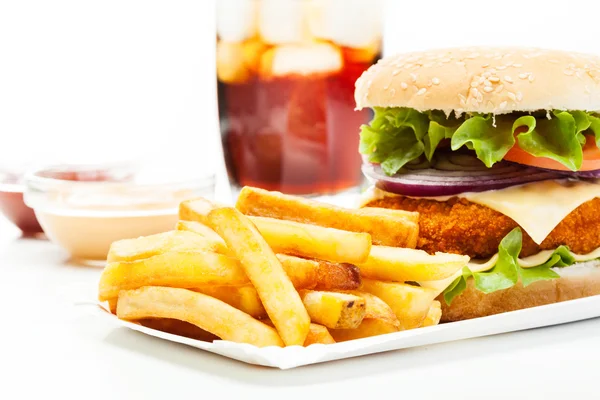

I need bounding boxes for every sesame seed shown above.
[471,81,479,88]
[456,61,466,66]
[466,52,480,59]
[489,76,500,83]
[504,61,514,67]
[482,63,490,68]
[497,65,507,70]
[441,57,451,63]
[528,74,535,82]
[405,63,414,69]
[400,82,408,90]
[479,76,486,84]
[432,77,440,85]
[470,87,479,97]
[483,86,494,93]
[417,88,427,96]
[513,63,523,67]
[390,88,396,96]
[504,75,514,83]
[392,70,400,76]
[518,73,529,79]
[516,92,523,101]
[507,92,517,101]
[499,101,508,109]
[495,84,504,93]
[410,73,418,82]
[477,92,483,102]
[484,80,492,87]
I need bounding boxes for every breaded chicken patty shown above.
[364,195,600,259]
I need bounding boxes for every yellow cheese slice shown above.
[460,179,600,245]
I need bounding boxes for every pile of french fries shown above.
[97,186,470,348]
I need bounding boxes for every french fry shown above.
[137,318,220,342]
[299,290,366,329]
[108,298,118,314]
[235,186,419,248]
[179,197,221,225]
[180,196,372,264]
[101,252,323,304]
[421,301,442,327]
[314,260,362,291]
[357,246,469,282]
[175,220,229,254]
[98,251,248,301]
[329,291,400,341]
[304,324,336,346]
[175,222,353,290]
[117,287,284,348]
[207,207,311,346]
[360,279,439,330]
[261,321,336,346]
[106,230,216,263]
[194,285,267,319]
[251,216,372,264]
[276,254,318,290]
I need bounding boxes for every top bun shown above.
[354,46,600,115]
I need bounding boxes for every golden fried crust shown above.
[364,196,600,258]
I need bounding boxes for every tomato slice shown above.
[504,136,600,171]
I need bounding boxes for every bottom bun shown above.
[439,260,600,322]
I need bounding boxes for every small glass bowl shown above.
[0,167,44,235]
[23,162,215,264]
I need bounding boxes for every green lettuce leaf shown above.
[424,121,453,161]
[586,114,600,147]
[359,108,600,175]
[442,229,575,305]
[472,227,521,293]
[514,111,584,171]
[451,116,515,168]
[443,267,471,306]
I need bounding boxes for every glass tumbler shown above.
[216,0,383,197]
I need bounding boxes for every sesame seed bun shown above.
[354,46,600,115]
[439,260,600,322]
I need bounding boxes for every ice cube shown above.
[308,0,383,49]
[217,0,258,42]
[217,41,251,84]
[260,43,343,78]
[242,39,269,73]
[258,0,309,44]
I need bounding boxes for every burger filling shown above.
[359,107,600,304]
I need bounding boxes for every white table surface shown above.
[1,216,599,400]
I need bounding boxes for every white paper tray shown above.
[94,294,600,369]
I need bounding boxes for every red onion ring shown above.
[362,155,566,197]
